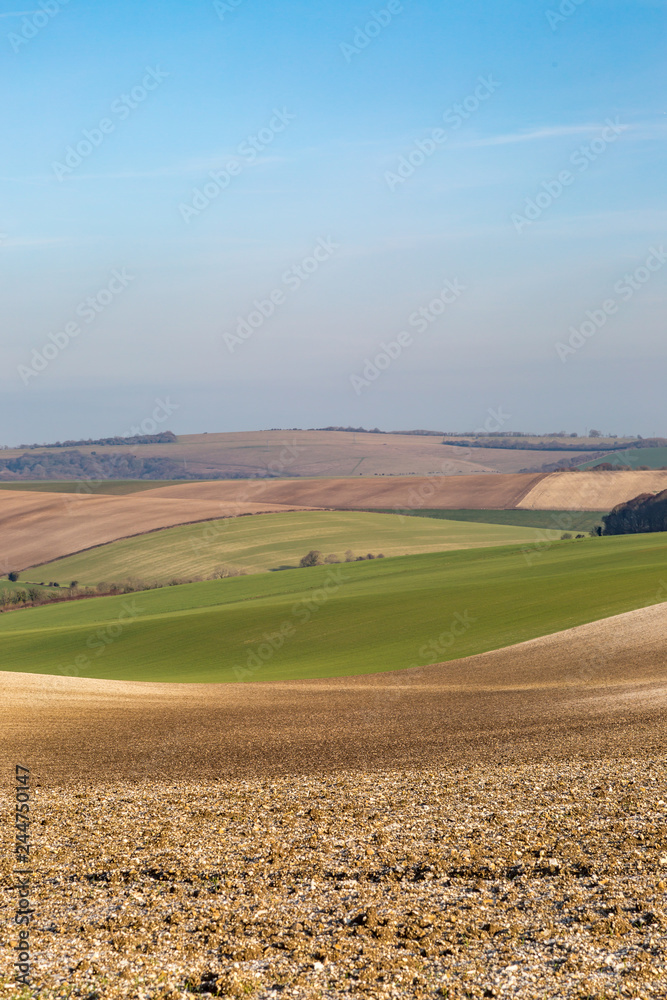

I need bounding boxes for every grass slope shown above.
[367,508,605,531]
[31,510,548,583]
[1,534,665,683]
[578,447,667,470]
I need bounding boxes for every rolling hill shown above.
[4,470,665,574]
[30,510,550,584]
[1,600,665,782]
[0,429,602,481]
[1,533,664,683]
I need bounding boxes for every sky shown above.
[1,0,665,444]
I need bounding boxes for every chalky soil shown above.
[1,760,665,999]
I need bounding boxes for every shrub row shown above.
[299,550,385,567]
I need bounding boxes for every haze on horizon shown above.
[1,0,665,445]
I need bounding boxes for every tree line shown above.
[0,449,225,481]
[7,431,177,450]
[603,490,667,534]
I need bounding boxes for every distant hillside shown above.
[603,489,667,534]
[0,430,603,481]
[0,449,235,482]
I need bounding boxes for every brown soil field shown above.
[2,762,666,1000]
[1,429,598,479]
[139,472,545,511]
[517,469,667,511]
[144,468,667,513]
[0,489,318,572]
[2,602,664,784]
[1,607,666,998]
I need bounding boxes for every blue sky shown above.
[1,0,665,443]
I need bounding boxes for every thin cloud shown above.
[457,124,630,148]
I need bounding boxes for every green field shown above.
[31,510,549,584]
[578,448,667,470]
[1,533,665,683]
[0,480,185,495]
[366,508,605,531]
